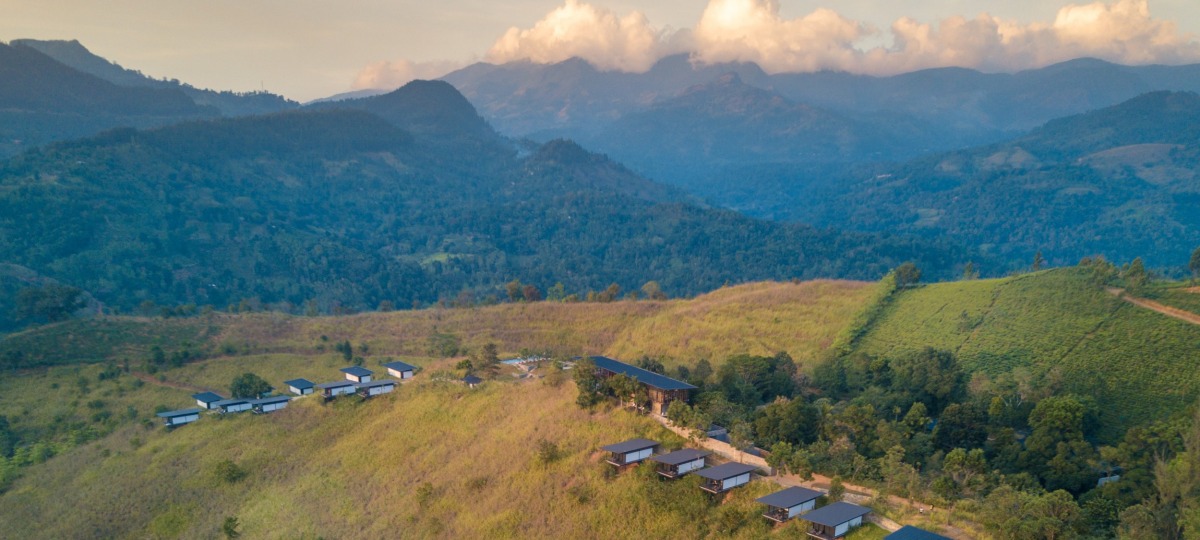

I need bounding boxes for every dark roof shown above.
[340,366,373,377]
[801,502,871,526]
[755,486,823,509]
[212,398,251,408]
[383,361,416,372]
[317,380,356,389]
[357,380,396,388]
[463,374,483,384]
[250,396,291,405]
[589,356,697,391]
[600,438,659,454]
[697,462,758,480]
[192,391,223,403]
[156,408,202,418]
[283,378,315,389]
[885,526,952,540]
[651,448,710,466]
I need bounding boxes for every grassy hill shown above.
[0,357,891,539]
[849,268,1200,440]
[0,280,872,371]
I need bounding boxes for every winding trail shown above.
[1106,288,1200,325]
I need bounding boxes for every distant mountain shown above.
[442,55,1200,190]
[796,91,1200,268]
[0,81,970,318]
[0,41,216,157]
[305,88,392,105]
[12,39,296,116]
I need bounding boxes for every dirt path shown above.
[653,415,977,539]
[1106,288,1200,326]
[131,372,210,392]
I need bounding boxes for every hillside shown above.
[771,91,1200,268]
[10,39,296,117]
[0,280,872,371]
[0,80,970,327]
[0,346,899,539]
[848,268,1200,440]
[0,41,215,157]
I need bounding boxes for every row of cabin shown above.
[158,394,294,428]
[600,437,946,539]
[284,361,418,400]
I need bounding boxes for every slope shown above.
[0,80,970,321]
[11,39,296,117]
[0,41,215,157]
[850,268,1200,440]
[0,357,834,539]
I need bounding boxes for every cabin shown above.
[317,380,357,399]
[340,366,373,383]
[192,391,224,410]
[697,462,757,493]
[284,378,315,396]
[802,501,872,540]
[357,379,397,397]
[250,396,291,413]
[157,408,202,428]
[212,398,253,414]
[884,526,952,540]
[651,448,710,479]
[589,356,697,416]
[756,486,823,523]
[383,361,417,380]
[463,374,483,388]
[600,438,659,470]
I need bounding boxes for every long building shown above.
[588,356,696,416]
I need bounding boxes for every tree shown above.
[474,342,501,378]
[230,372,272,399]
[894,262,921,288]
[572,358,603,408]
[377,300,395,312]
[505,279,524,302]
[14,284,85,323]
[522,284,542,302]
[1191,247,1200,281]
[730,421,754,462]
[1124,257,1149,292]
[341,340,352,362]
[222,517,241,539]
[1033,251,1045,271]
[641,281,667,300]
[962,261,979,280]
[547,282,567,302]
[693,359,713,385]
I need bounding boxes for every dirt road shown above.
[1106,288,1200,326]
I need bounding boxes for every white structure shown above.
[382,361,416,380]
[251,396,291,413]
[340,366,373,383]
[157,408,202,427]
[357,380,396,397]
[697,462,757,493]
[651,448,709,478]
[317,380,357,398]
[284,378,315,396]
[192,392,224,410]
[213,399,253,413]
[600,438,659,468]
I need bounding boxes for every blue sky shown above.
[3,0,1198,101]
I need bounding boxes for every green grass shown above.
[853,268,1200,440]
[1144,283,1200,315]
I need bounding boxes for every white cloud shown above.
[484,0,679,71]
[351,59,464,90]
[475,0,1200,75]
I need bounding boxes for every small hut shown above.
[250,396,291,413]
[697,462,757,493]
[756,486,823,523]
[357,379,397,397]
[383,361,416,380]
[340,366,373,383]
[284,378,315,396]
[212,398,253,414]
[650,448,709,478]
[600,438,659,470]
[802,501,871,539]
[317,380,357,399]
[462,374,483,388]
[192,391,224,410]
[156,408,202,428]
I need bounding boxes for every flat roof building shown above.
[317,380,357,399]
[212,398,253,414]
[884,526,951,540]
[284,378,315,396]
[357,379,396,397]
[340,366,373,383]
[697,462,757,494]
[651,448,709,479]
[756,486,823,523]
[157,408,202,428]
[600,438,659,469]
[589,356,696,416]
[802,501,871,540]
[250,396,291,413]
[382,361,416,379]
[192,391,224,410]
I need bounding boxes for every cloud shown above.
[484,0,680,71]
[351,59,464,90]
[480,0,1200,75]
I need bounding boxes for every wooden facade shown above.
[589,356,697,416]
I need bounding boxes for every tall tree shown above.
[230,372,272,399]
[1190,247,1200,281]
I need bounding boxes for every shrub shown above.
[213,460,247,484]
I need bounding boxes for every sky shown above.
[3,0,1199,101]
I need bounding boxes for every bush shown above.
[213,460,247,484]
